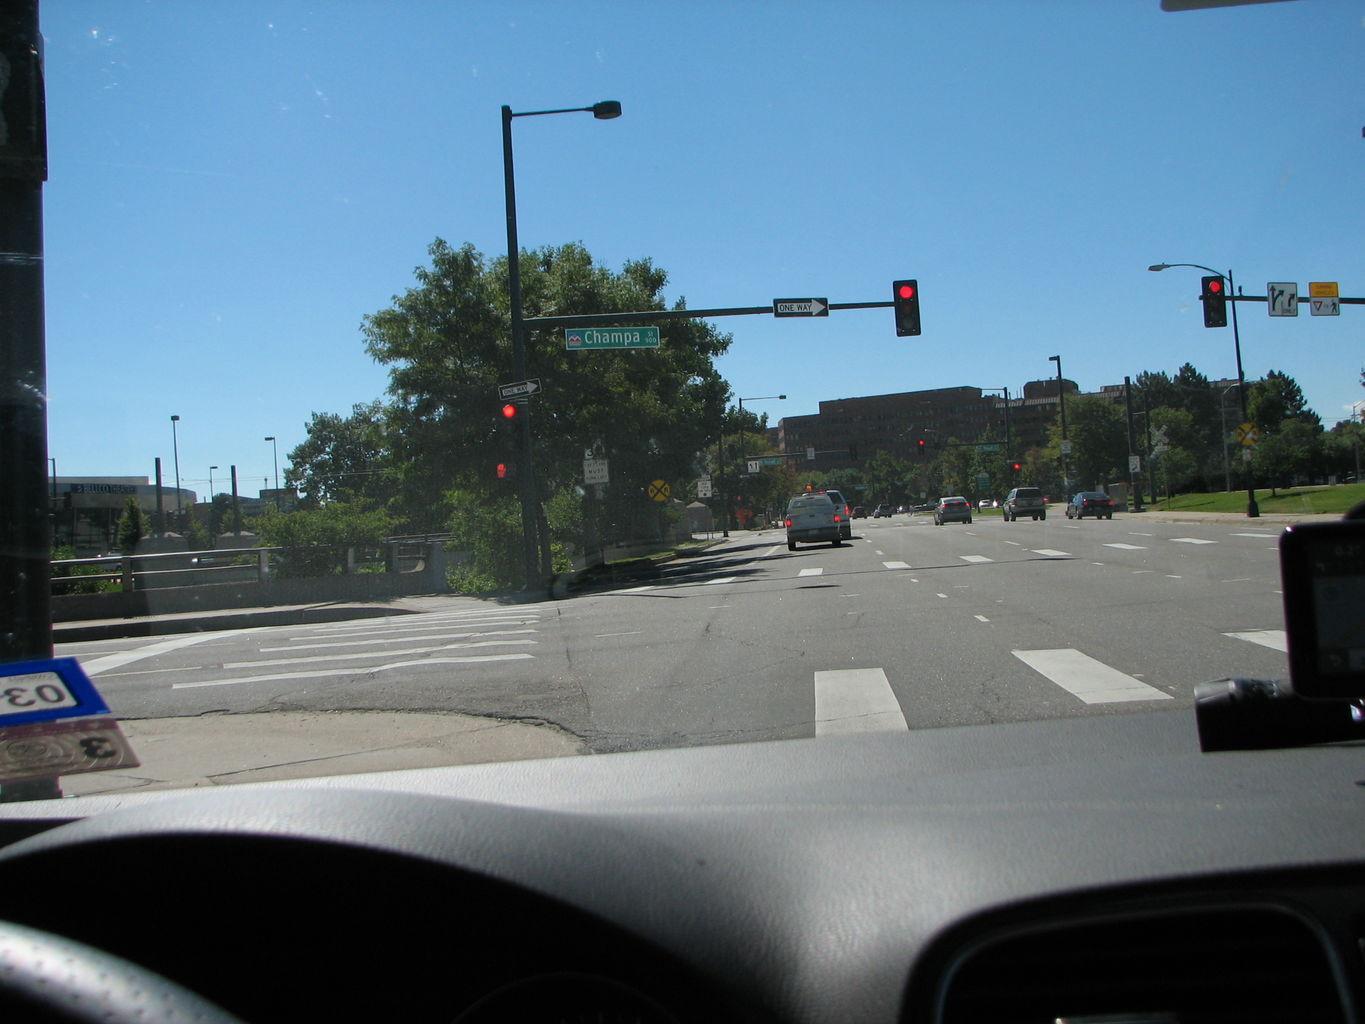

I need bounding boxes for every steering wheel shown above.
[0,920,243,1023]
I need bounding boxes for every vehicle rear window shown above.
[1015,489,1041,498]
[788,496,834,512]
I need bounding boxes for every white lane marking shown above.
[1004,540,1022,546]
[224,638,537,669]
[295,618,541,641]
[814,668,908,735]
[909,578,919,583]
[1012,649,1173,704]
[959,554,993,564]
[1132,570,1154,574]
[595,631,642,638]
[798,567,824,577]
[623,585,654,592]
[1220,578,1251,584]
[171,654,535,689]
[974,614,990,623]
[82,632,229,676]
[1171,537,1217,545]
[304,612,539,635]
[263,629,537,652]
[1129,532,1154,537]
[1232,532,1277,538]
[706,577,738,585]
[936,593,948,599]
[882,560,910,570]
[874,550,884,556]
[1031,549,1071,558]
[1224,630,1288,653]
[764,545,782,557]
[1104,543,1147,550]
[1166,575,1182,579]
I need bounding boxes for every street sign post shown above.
[1267,282,1298,317]
[583,458,609,485]
[1129,455,1141,474]
[565,327,661,350]
[772,298,829,318]
[498,378,542,399]
[697,476,712,499]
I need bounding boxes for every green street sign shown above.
[762,457,782,467]
[565,327,661,350]
[975,443,1002,453]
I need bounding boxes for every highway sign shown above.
[565,327,661,350]
[1267,282,1298,316]
[647,479,671,502]
[583,458,609,485]
[772,298,829,318]
[746,460,761,475]
[498,378,541,399]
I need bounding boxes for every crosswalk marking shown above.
[1171,537,1217,545]
[814,668,907,735]
[83,632,227,676]
[959,554,993,563]
[799,567,824,577]
[170,654,535,689]
[1231,532,1276,538]
[705,577,738,585]
[1103,542,1147,550]
[1031,549,1071,558]
[882,560,910,569]
[1224,629,1288,653]
[1012,649,1173,704]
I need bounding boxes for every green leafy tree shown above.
[1048,395,1126,492]
[286,400,392,507]
[253,502,397,577]
[1249,369,1320,433]
[361,239,732,534]
[115,497,146,553]
[1323,420,1363,480]
[1255,419,1322,495]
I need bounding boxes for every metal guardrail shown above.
[50,541,437,594]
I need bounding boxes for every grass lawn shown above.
[1153,483,1365,516]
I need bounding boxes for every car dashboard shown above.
[0,707,1363,1023]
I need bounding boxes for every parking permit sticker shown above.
[0,717,140,782]
[0,658,110,727]
[0,658,138,785]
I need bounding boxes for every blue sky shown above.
[40,1,1364,495]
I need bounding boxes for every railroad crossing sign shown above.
[647,479,671,502]
[1235,422,1261,447]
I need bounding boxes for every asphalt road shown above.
[56,512,1290,756]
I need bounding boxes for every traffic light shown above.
[496,462,510,480]
[1011,462,1022,473]
[892,279,921,336]
[501,402,519,420]
[917,439,926,455]
[1200,275,1228,328]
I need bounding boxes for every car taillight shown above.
[833,514,842,522]
[784,518,792,527]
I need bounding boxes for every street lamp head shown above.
[170,414,180,422]
[591,100,622,119]
[264,436,275,442]
[210,465,219,470]
[778,395,787,400]
[1148,264,1171,272]
[1048,355,1060,364]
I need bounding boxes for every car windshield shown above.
[2,0,1360,800]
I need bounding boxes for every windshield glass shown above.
[4,0,1360,797]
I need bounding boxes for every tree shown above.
[1255,419,1322,495]
[1048,395,1126,492]
[1248,369,1320,433]
[115,497,146,553]
[253,501,397,577]
[361,240,732,533]
[286,400,392,507]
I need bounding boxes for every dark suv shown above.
[1003,486,1046,521]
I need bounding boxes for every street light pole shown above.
[264,436,279,510]
[502,100,621,589]
[170,414,182,523]
[1048,356,1069,495]
[1147,262,1259,517]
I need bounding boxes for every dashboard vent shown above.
[938,907,1344,1024]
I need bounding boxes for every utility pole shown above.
[1124,376,1144,511]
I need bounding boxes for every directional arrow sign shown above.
[498,378,542,399]
[772,298,829,318]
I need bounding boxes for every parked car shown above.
[852,506,868,519]
[1067,491,1117,520]
[872,504,892,518]
[934,496,973,525]
[1002,486,1046,521]
[785,493,844,550]
[820,489,854,539]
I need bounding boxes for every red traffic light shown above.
[1206,278,1223,294]
[898,282,916,300]
[501,403,518,419]
[1012,462,1022,471]
[892,279,921,337]
[496,462,509,479]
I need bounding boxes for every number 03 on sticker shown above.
[0,658,139,783]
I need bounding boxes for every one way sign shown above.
[773,298,829,317]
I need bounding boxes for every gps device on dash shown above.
[1280,519,1365,701]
